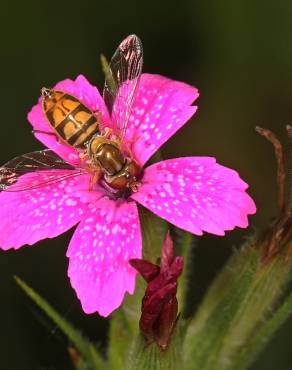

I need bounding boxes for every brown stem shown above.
[255,126,292,263]
[256,126,286,214]
[285,125,292,215]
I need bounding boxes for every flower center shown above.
[97,167,143,200]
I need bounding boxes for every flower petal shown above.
[27,75,111,165]
[66,199,141,316]
[125,74,199,165]
[132,157,256,236]
[0,171,93,250]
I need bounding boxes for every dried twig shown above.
[256,126,286,214]
[285,125,292,215]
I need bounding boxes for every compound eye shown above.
[125,172,131,180]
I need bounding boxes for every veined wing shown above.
[103,34,143,140]
[0,149,86,192]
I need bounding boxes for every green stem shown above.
[108,206,167,369]
[138,205,168,262]
[176,230,194,316]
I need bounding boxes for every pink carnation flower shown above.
[0,74,256,316]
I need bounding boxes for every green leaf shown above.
[108,307,138,370]
[232,291,292,370]
[15,276,105,370]
[218,248,292,370]
[216,253,288,370]
[100,54,117,96]
[182,232,292,370]
[125,322,183,370]
[125,334,160,370]
[183,245,259,370]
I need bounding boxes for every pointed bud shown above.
[130,231,184,350]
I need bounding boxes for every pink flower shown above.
[0,74,256,317]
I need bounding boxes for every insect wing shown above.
[0,149,85,192]
[103,34,143,139]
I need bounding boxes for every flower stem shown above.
[138,205,168,262]
[175,230,194,316]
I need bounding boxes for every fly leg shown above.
[94,111,114,140]
[90,170,102,190]
[122,133,141,162]
[95,110,103,124]
[32,130,63,144]
[79,151,90,163]
[87,164,102,191]
[32,129,56,136]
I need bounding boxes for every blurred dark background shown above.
[1,0,292,369]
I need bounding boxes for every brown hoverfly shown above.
[0,35,143,194]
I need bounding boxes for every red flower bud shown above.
[130,232,184,350]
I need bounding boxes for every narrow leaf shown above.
[229,282,292,370]
[183,246,259,370]
[100,54,117,96]
[108,309,136,370]
[15,276,105,370]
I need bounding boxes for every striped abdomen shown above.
[42,90,100,149]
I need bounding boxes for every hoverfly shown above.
[0,35,143,194]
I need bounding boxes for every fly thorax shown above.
[96,143,126,175]
[88,136,141,191]
[105,159,141,191]
[89,136,126,176]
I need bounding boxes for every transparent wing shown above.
[103,34,143,140]
[0,149,86,192]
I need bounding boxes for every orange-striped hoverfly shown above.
[0,35,143,194]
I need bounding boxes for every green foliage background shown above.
[0,0,292,369]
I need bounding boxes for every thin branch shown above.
[255,126,286,214]
[285,125,292,215]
